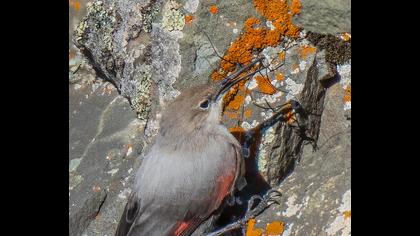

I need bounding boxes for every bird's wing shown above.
[114,192,140,236]
[176,143,243,236]
[115,140,242,236]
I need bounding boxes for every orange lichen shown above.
[209,5,218,14]
[225,110,239,119]
[73,1,81,10]
[184,15,194,24]
[340,32,351,41]
[299,45,317,59]
[211,0,302,128]
[284,110,296,124]
[278,51,286,61]
[222,85,240,109]
[266,221,285,235]
[246,219,263,236]
[343,85,351,103]
[225,94,245,110]
[275,72,284,81]
[343,210,351,219]
[69,50,74,60]
[69,0,81,11]
[244,109,253,119]
[290,0,302,15]
[229,126,245,133]
[256,75,277,95]
[253,0,301,36]
[246,219,286,236]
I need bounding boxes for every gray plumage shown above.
[115,84,246,236]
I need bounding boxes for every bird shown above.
[115,58,265,236]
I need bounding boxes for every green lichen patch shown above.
[130,64,153,121]
[161,0,185,31]
[74,1,117,53]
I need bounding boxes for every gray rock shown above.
[70,188,107,236]
[294,0,351,34]
[73,0,160,120]
[253,67,351,235]
[316,49,338,82]
[151,24,182,103]
[69,80,145,236]
[176,0,258,90]
[70,0,351,235]
[254,129,350,235]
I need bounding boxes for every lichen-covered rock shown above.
[161,0,185,31]
[70,0,351,235]
[253,129,350,235]
[252,63,351,235]
[151,24,182,104]
[74,0,161,121]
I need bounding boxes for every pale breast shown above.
[134,132,240,216]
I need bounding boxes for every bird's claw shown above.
[244,189,282,220]
[205,190,282,236]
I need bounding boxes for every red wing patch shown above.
[215,173,235,206]
[173,221,191,236]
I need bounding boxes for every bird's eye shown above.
[199,99,210,109]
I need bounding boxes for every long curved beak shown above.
[214,56,265,101]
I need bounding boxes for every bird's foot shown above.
[206,189,282,236]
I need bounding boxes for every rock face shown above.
[251,63,351,235]
[69,78,146,236]
[294,0,351,34]
[69,0,351,235]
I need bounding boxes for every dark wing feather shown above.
[115,193,140,236]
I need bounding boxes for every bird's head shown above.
[159,57,263,141]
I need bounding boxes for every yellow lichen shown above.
[343,210,351,219]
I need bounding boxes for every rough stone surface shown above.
[69,79,146,236]
[254,129,350,235]
[251,59,351,235]
[294,0,351,34]
[69,0,351,235]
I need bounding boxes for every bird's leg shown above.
[205,190,282,236]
